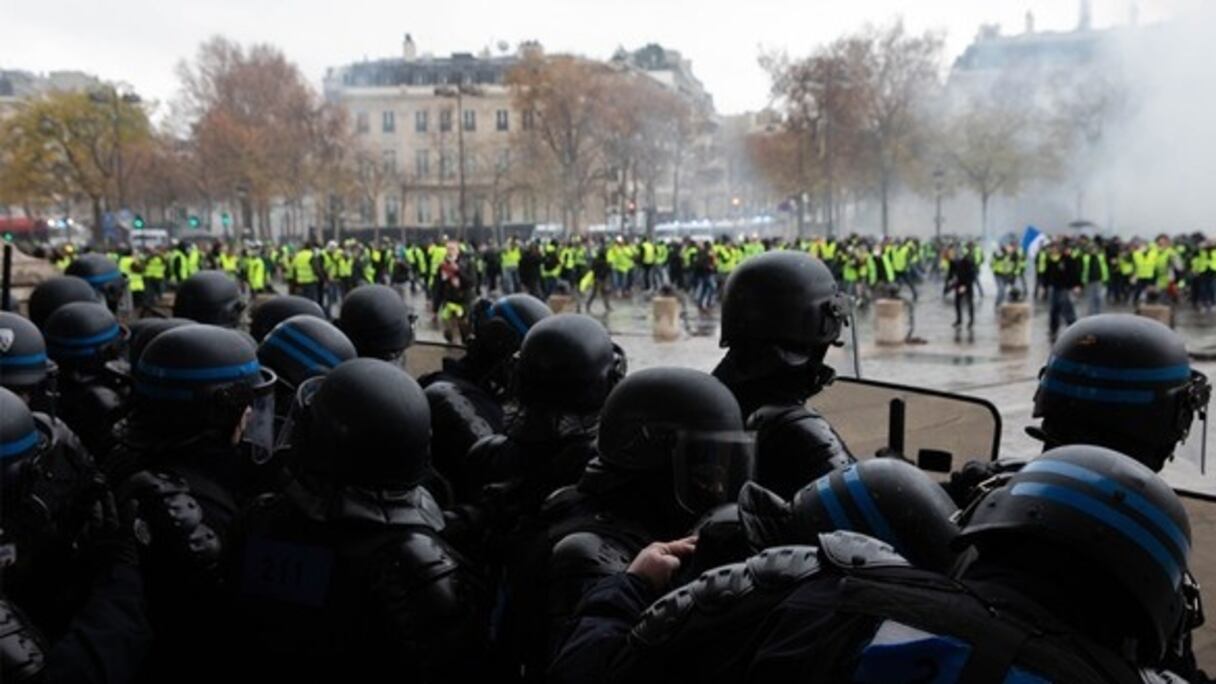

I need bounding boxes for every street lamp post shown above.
[89,87,141,212]
[933,168,945,241]
[435,84,482,240]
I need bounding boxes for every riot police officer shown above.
[65,253,126,314]
[556,446,1191,684]
[231,358,489,681]
[27,275,99,331]
[507,367,750,682]
[1031,313,1209,473]
[108,324,275,681]
[421,293,552,503]
[0,389,150,683]
[336,284,415,361]
[172,270,244,328]
[249,294,326,343]
[256,314,356,436]
[464,313,624,519]
[712,251,853,499]
[549,457,962,684]
[43,302,128,457]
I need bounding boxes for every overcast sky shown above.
[2,0,1201,115]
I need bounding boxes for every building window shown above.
[381,149,396,174]
[443,196,459,225]
[386,195,400,227]
[440,150,458,179]
[523,194,537,222]
[415,110,428,133]
[522,110,534,131]
[355,111,369,134]
[382,111,395,133]
[439,109,452,132]
[496,148,510,172]
[416,194,431,224]
[360,197,375,224]
[415,149,429,178]
[464,154,477,176]
[496,109,509,131]
[462,109,476,132]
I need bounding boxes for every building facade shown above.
[323,36,548,235]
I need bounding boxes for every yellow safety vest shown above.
[293,249,318,285]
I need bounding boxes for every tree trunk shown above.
[880,171,891,238]
[980,192,990,247]
[91,195,105,245]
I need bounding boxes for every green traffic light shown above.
[221,212,232,227]
[133,215,145,230]
[2,232,12,242]
[188,215,200,229]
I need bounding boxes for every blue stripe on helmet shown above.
[0,430,38,458]
[262,335,330,375]
[45,324,120,348]
[1047,356,1190,383]
[1010,482,1182,587]
[0,352,47,367]
[494,300,530,337]
[1040,377,1155,405]
[133,382,194,401]
[80,270,121,286]
[816,476,852,531]
[137,359,261,382]
[277,324,343,368]
[1022,459,1189,559]
[843,466,899,549]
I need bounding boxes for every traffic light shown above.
[188,215,201,229]
[133,214,145,230]
[2,232,12,242]
[221,212,232,228]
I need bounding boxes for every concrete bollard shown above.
[547,294,576,314]
[652,296,681,342]
[874,299,905,346]
[998,302,1032,351]
[1137,303,1172,327]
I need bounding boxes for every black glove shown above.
[79,489,138,577]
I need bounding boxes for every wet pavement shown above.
[410,274,1216,493]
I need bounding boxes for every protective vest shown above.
[641,242,656,266]
[246,257,266,291]
[293,249,318,285]
[118,255,144,292]
[145,254,166,279]
[338,252,354,279]
[1133,248,1157,280]
[502,247,522,268]
[219,253,239,274]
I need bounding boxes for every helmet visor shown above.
[673,430,756,515]
[242,370,278,464]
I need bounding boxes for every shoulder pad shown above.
[818,530,910,572]
[745,404,806,432]
[83,384,127,420]
[123,470,222,569]
[466,433,509,466]
[549,531,633,579]
[541,484,585,517]
[384,529,462,585]
[0,599,46,682]
[737,481,792,550]
[630,545,820,648]
[425,381,497,439]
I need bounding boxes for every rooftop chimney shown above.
[1078,0,1092,31]
[403,33,417,60]
[1025,10,1035,34]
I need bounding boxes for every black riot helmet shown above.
[250,295,326,342]
[0,387,45,519]
[133,325,276,444]
[0,312,51,391]
[337,285,415,361]
[515,314,624,413]
[469,294,552,364]
[786,459,960,572]
[719,251,848,351]
[126,318,192,366]
[957,445,1190,660]
[597,367,752,516]
[44,302,125,374]
[28,275,100,330]
[65,254,125,312]
[258,315,356,392]
[1032,314,1209,472]
[291,358,431,488]
[173,270,244,328]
